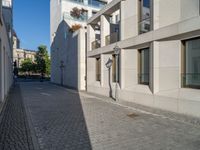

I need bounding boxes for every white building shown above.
[87,0,200,117]
[50,0,107,90]
[0,0,13,105]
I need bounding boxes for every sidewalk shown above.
[83,91,200,127]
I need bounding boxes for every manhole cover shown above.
[127,113,139,118]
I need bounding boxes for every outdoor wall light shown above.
[113,45,121,56]
[105,58,113,69]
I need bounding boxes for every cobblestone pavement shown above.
[0,85,34,150]
[1,82,200,150]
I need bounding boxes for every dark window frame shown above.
[181,37,200,89]
[138,47,150,85]
[96,57,101,82]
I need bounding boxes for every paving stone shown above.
[1,82,200,150]
[20,82,200,150]
[0,85,34,150]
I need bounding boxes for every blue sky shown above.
[13,0,50,51]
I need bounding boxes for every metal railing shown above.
[63,12,88,22]
[63,0,105,9]
[92,40,101,50]
[181,73,200,89]
[138,18,151,34]
[105,32,120,46]
[138,73,149,85]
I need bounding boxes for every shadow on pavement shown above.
[0,84,34,150]
[20,82,93,150]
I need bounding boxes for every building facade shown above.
[13,48,36,68]
[50,0,107,90]
[0,0,13,104]
[13,33,36,68]
[87,0,200,117]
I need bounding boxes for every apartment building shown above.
[50,0,108,90]
[0,0,13,104]
[87,0,200,117]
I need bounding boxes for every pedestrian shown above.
[13,67,18,83]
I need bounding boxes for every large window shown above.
[138,48,150,85]
[96,57,101,81]
[138,0,152,34]
[182,37,200,89]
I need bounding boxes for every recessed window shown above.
[138,0,152,34]
[138,48,150,85]
[182,37,200,89]
[112,55,119,83]
[96,57,101,81]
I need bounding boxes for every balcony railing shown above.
[181,73,200,89]
[138,18,151,34]
[138,73,149,85]
[105,32,120,46]
[92,40,101,50]
[63,0,106,9]
[63,12,88,22]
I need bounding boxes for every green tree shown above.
[21,58,34,73]
[35,45,51,76]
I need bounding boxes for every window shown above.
[138,0,152,34]
[112,55,119,83]
[138,48,150,85]
[96,57,101,81]
[115,14,120,23]
[182,37,200,89]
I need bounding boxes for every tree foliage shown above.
[20,45,51,77]
[20,58,34,73]
[35,45,51,76]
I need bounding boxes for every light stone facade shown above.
[0,0,13,103]
[87,0,200,117]
[12,32,36,68]
[13,48,36,68]
[50,0,108,90]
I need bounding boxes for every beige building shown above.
[13,32,36,68]
[0,0,14,104]
[13,49,36,68]
[87,0,200,117]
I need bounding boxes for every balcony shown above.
[92,40,101,50]
[63,0,106,9]
[181,73,200,89]
[63,12,88,22]
[105,32,120,46]
[138,18,151,34]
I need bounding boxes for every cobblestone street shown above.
[0,82,200,150]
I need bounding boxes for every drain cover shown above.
[127,113,139,118]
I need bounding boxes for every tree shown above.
[20,58,34,74]
[35,45,51,76]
